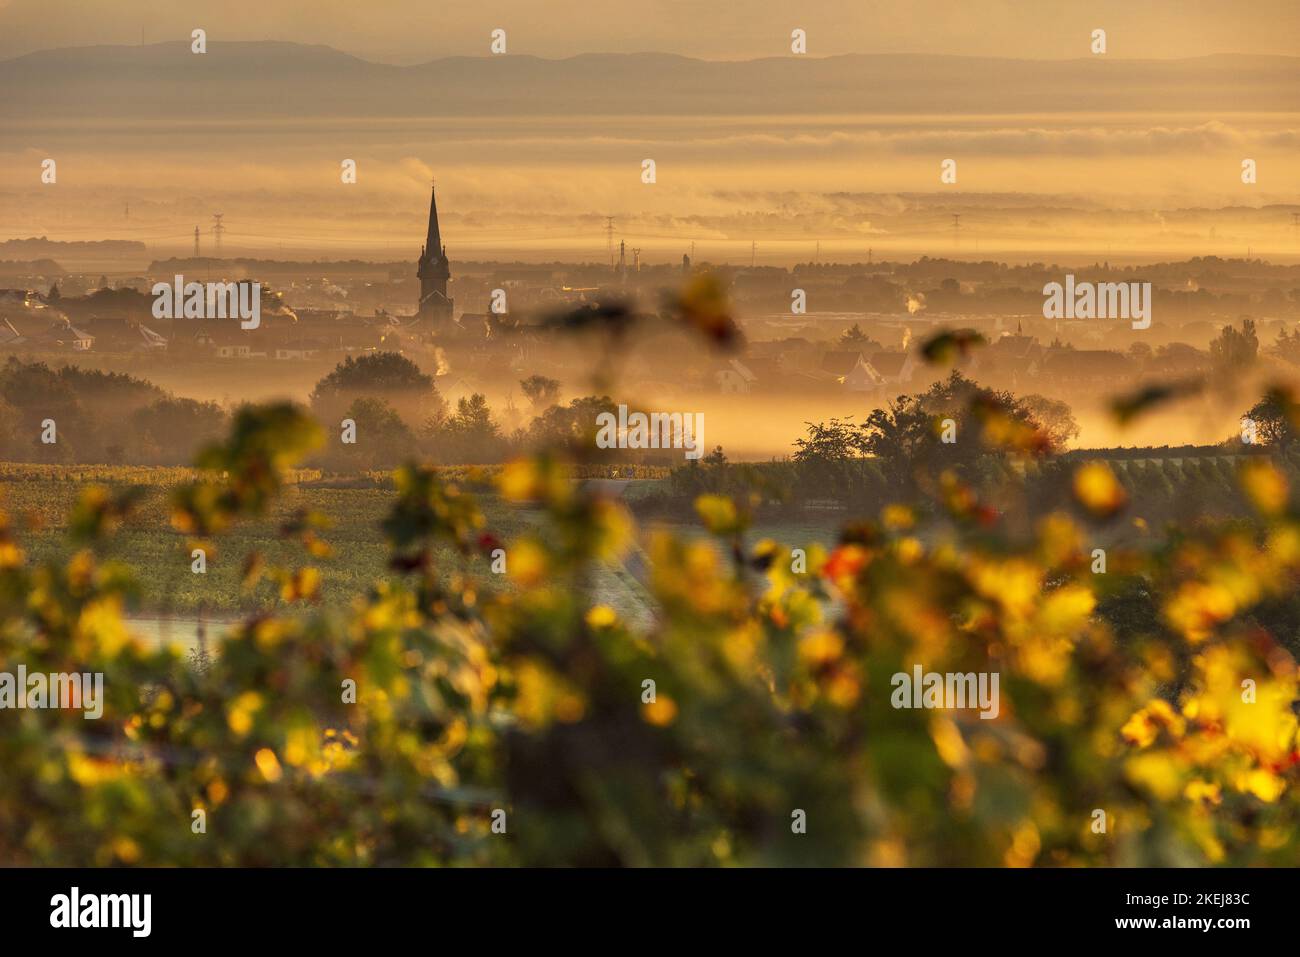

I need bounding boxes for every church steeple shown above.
[424,182,443,256]
[416,181,453,326]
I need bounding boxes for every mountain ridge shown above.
[3,41,1296,119]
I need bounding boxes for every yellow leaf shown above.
[643,694,678,727]
[930,716,971,769]
[585,604,618,629]
[507,538,549,587]
[1237,768,1286,802]
[797,630,844,666]
[227,691,264,738]
[254,747,283,783]
[695,494,741,535]
[1072,462,1127,517]
[1240,459,1289,515]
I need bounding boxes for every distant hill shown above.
[0,259,65,278]
[147,257,409,276]
[0,239,146,258]
[2,42,1296,119]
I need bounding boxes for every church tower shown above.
[417,184,453,325]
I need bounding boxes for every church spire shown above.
[425,182,442,257]
[417,178,453,326]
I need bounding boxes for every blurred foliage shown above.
[1109,379,1205,427]
[4,413,1299,866]
[4,293,1300,867]
[919,327,986,366]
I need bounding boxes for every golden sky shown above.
[1,0,1298,62]
[1,1,1297,264]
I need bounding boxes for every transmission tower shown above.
[212,214,225,255]
[605,216,615,269]
[193,226,200,258]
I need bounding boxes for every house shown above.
[83,317,167,353]
[273,341,324,360]
[218,343,252,359]
[985,332,1042,364]
[320,315,390,351]
[843,360,883,392]
[976,333,1045,388]
[715,358,758,393]
[192,327,255,359]
[748,336,819,372]
[820,351,883,392]
[0,318,24,348]
[782,369,844,394]
[867,350,918,390]
[0,289,33,308]
[29,318,93,352]
[1038,348,1136,386]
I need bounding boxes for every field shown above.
[0,467,526,618]
[0,465,846,634]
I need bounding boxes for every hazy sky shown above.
[3,1,1297,265]
[1,0,1298,62]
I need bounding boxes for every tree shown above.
[0,358,89,462]
[55,364,163,409]
[791,417,882,505]
[0,358,222,464]
[132,397,228,464]
[319,396,418,470]
[526,395,618,451]
[1272,326,1300,367]
[310,352,445,428]
[519,374,562,411]
[838,323,881,351]
[793,418,866,463]
[1020,394,1080,449]
[1210,318,1259,375]
[1243,393,1299,448]
[312,352,434,396]
[1127,342,1153,362]
[428,393,507,464]
[861,372,1044,487]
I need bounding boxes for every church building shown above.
[416,184,454,326]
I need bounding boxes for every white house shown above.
[820,351,883,392]
[715,358,758,394]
